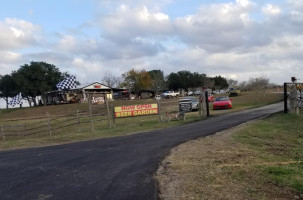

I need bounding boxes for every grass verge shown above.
[156,111,303,200]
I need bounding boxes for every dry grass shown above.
[156,112,303,200]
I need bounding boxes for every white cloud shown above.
[262,4,282,16]
[287,0,303,9]
[1,1,303,87]
[98,5,172,42]
[0,18,42,50]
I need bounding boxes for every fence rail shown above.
[0,99,183,142]
[0,105,115,141]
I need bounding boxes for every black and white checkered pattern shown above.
[56,76,77,90]
[9,93,22,107]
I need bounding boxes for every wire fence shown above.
[0,106,113,141]
[0,99,181,142]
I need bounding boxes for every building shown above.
[45,82,124,105]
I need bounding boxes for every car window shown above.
[216,97,228,101]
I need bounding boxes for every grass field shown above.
[0,91,283,151]
[156,111,303,200]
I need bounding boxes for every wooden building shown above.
[45,82,122,105]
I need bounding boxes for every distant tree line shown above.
[0,61,75,108]
[103,68,229,96]
[1,61,272,109]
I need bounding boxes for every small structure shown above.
[46,82,124,105]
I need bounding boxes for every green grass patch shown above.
[233,111,303,194]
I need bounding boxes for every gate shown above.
[284,82,303,113]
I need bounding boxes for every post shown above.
[88,93,94,131]
[157,100,161,121]
[77,109,81,132]
[201,87,207,117]
[198,91,202,117]
[284,83,288,114]
[205,91,210,117]
[106,98,111,129]
[112,101,116,128]
[1,124,5,141]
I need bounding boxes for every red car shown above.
[213,96,232,110]
[208,94,214,102]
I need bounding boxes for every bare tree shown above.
[238,81,248,91]
[227,79,238,88]
[102,71,121,88]
[247,75,269,102]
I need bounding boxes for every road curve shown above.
[0,103,283,200]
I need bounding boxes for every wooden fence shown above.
[0,99,181,141]
[0,106,114,141]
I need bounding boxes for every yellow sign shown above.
[296,84,303,90]
[114,104,158,118]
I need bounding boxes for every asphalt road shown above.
[0,103,283,200]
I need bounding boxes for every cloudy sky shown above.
[1,0,303,86]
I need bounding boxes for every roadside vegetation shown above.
[0,92,282,151]
[156,110,303,200]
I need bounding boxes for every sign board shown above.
[114,103,158,118]
[92,97,104,104]
[179,100,192,113]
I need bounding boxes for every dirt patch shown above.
[156,121,300,200]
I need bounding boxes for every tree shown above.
[209,76,228,90]
[120,69,152,96]
[102,71,121,88]
[167,71,207,91]
[148,69,166,94]
[14,61,72,106]
[166,72,179,91]
[238,81,248,91]
[190,72,207,88]
[227,79,238,88]
[0,74,18,109]
[246,75,269,101]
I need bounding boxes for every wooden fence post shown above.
[88,93,94,131]
[112,102,116,128]
[1,124,5,142]
[77,109,81,132]
[106,99,111,129]
[199,96,202,117]
[157,100,161,121]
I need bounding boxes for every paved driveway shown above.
[0,103,283,200]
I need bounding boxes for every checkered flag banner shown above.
[56,76,77,90]
[9,93,22,107]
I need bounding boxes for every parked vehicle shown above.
[179,96,199,111]
[113,91,131,100]
[208,94,214,102]
[68,96,80,104]
[187,91,194,96]
[193,90,201,95]
[154,95,162,101]
[228,88,241,97]
[213,96,232,110]
[162,91,180,98]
